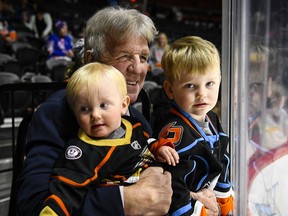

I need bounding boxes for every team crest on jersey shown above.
[131,140,141,150]
[65,145,82,160]
[158,121,183,147]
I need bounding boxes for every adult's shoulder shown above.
[35,89,67,112]
[129,105,152,136]
[28,88,77,144]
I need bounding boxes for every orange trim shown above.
[200,206,208,216]
[53,146,116,187]
[149,137,174,156]
[170,108,201,137]
[132,122,141,129]
[47,194,70,216]
[112,175,127,181]
[143,131,149,138]
[217,196,234,216]
[132,121,149,138]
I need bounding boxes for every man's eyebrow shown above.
[143,50,150,55]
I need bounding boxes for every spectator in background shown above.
[0,0,15,21]
[264,80,288,149]
[22,2,52,40]
[0,0,17,53]
[148,32,168,71]
[45,19,74,70]
[148,32,169,85]
[0,19,17,43]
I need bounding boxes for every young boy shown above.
[154,36,234,216]
[40,62,178,215]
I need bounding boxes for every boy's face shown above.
[164,67,221,121]
[73,78,129,138]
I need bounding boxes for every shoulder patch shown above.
[131,140,141,150]
[65,145,82,160]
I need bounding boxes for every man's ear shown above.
[163,80,174,100]
[121,96,130,115]
[84,50,93,63]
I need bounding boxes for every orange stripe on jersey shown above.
[132,122,141,129]
[112,175,127,181]
[46,194,70,216]
[53,146,117,187]
[143,130,149,138]
[132,121,149,138]
[170,107,201,137]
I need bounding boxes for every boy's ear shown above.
[163,80,174,100]
[121,96,130,115]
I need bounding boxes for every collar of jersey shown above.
[77,118,132,146]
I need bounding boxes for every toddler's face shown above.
[73,78,129,138]
[165,67,221,121]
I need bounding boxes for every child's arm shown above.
[148,137,179,166]
[157,145,179,166]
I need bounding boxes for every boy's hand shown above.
[157,146,179,166]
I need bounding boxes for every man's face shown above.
[100,36,150,103]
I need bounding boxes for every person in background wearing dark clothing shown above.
[149,32,169,70]
[22,2,53,40]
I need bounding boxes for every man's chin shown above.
[128,92,139,104]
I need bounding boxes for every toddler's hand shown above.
[157,146,179,166]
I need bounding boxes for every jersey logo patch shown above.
[131,140,141,150]
[158,121,183,147]
[65,145,82,160]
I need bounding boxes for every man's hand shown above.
[191,189,220,216]
[124,166,172,216]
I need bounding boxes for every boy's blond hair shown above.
[161,36,220,84]
[66,62,127,109]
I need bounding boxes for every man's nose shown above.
[128,54,142,73]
